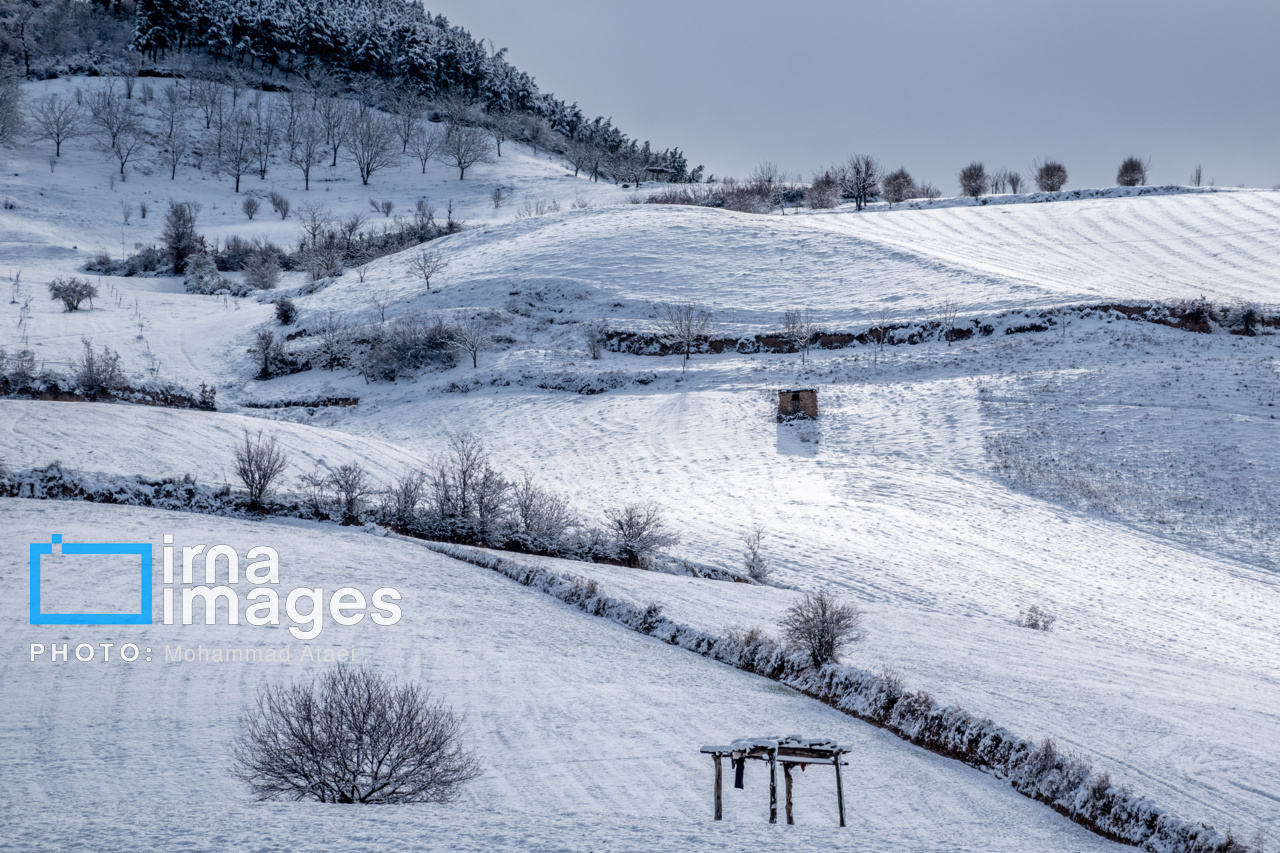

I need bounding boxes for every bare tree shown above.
[287,115,327,190]
[0,63,23,146]
[248,329,288,379]
[407,246,447,291]
[840,154,881,211]
[437,122,495,180]
[451,314,493,368]
[959,161,987,198]
[1006,170,1025,193]
[605,502,678,567]
[389,90,424,153]
[484,109,518,156]
[242,196,261,220]
[232,666,481,803]
[344,109,400,185]
[408,121,444,173]
[742,523,771,582]
[1034,159,1068,192]
[88,88,145,176]
[655,301,714,372]
[296,202,333,247]
[233,429,289,507]
[154,84,190,180]
[1116,155,1150,187]
[583,318,608,360]
[1190,163,1202,187]
[881,167,916,205]
[29,94,83,156]
[781,308,819,365]
[779,590,865,668]
[217,111,256,192]
[316,95,350,167]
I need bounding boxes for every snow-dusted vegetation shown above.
[2,1,1279,851]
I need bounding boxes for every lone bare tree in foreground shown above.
[233,429,289,507]
[779,590,865,668]
[655,301,714,372]
[233,665,482,803]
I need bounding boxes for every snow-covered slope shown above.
[0,501,1121,852]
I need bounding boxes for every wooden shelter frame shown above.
[699,736,847,826]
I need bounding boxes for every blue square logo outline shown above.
[30,535,153,625]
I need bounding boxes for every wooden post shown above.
[713,755,723,821]
[768,749,778,824]
[783,762,795,825]
[834,751,846,828]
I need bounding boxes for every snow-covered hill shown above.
[3,73,1279,851]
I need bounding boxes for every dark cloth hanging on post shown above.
[734,756,745,789]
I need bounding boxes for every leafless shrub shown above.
[509,471,578,554]
[329,462,373,520]
[742,523,771,582]
[243,248,281,290]
[1190,164,1202,188]
[1006,171,1025,193]
[491,187,504,208]
[233,429,289,507]
[605,502,678,568]
[48,277,98,311]
[1034,159,1069,192]
[779,590,865,668]
[426,430,510,543]
[806,170,840,209]
[381,468,428,528]
[450,313,494,368]
[1016,604,1057,631]
[268,191,290,219]
[959,161,987,198]
[73,339,124,399]
[584,318,608,360]
[241,195,261,220]
[370,199,394,217]
[163,200,203,273]
[359,312,456,382]
[1116,156,1150,187]
[654,301,714,372]
[248,329,289,379]
[311,311,353,370]
[232,666,481,803]
[781,308,819,364]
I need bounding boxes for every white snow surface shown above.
[0,501,1121,852]
[2,74,1280,850]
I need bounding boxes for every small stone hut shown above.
[777,389,818,422]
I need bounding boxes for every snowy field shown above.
[3,73,1280,850]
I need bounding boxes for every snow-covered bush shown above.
[183,252,228,294]
[742,523,771,582]
[242,248,281,290]
[604,502,678,568]
[47,277,98,311]
[357,313,455,382]
[232,666,481,803]
[247,329,292,379]
[1016,604,1057,632]
[72,338,124,399]
[162,200,204,274]
[274,297,297,325]
[779,590,865,667]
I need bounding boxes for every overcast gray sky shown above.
[428,0,1279,190]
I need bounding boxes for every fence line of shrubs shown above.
[423,544,1251,853]
[0,429,741,581]
[0,341,215,409]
